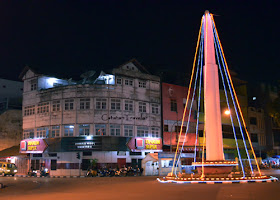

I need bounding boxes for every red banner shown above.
[127,137,162,151]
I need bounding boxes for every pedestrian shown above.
[140,167,143,176]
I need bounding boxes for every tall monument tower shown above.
[203,10,224,161]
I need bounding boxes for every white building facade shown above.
[19,60,162,176]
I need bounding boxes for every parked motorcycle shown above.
[86,169,97,177]
[28,169,37,177]
[97,168,109,177]
[40,168,50,177]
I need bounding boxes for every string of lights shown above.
[193,25,204,163]
[171,17,203,176]
[213,24,246,177]
[212,16,254,175]
[174,31,204,175]
[210,14,262,176]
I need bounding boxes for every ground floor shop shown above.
[19,136,162,176]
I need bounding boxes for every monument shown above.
[158,11,278,184]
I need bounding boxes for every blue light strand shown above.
[212,22,254,174]
[194,24,204,163]
[213,25,245,177]
[174,29,204,175]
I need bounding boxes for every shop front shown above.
[19,136,162,176]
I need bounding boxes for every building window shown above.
[124,79,133,86]
[251,133,258,143]
[96,98,107,110]
[170,99,177,112]
[64,125,74,136]
[250,117,257,125]
[124,100,133,111]
[79,124,90,136]
[83,152,92,156]
[23,129,34,139]
[51,126,60,137]
[151,104,159,114]
[174,126,186,133]
[24,105,35,116]
[80,98,90,110]
[151,127,160,138]
[139,102,147,113]
[130,152,142,156]
[30,79,37,91]
[116,78,122,85]
[52,100,60,112]
[110,125,121,136]
[137,126,149,137]
[95,124,106,136]
[111,99,121,110]
[139,80,146,88]
[51,160,57,170]
[37,102,49,114]
[164,125,168,132]
[65,99,74,110]
[37,127,48,138]
[124,125,133,137]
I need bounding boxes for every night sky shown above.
[0,1,279,85]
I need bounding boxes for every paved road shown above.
[0,170,279,200]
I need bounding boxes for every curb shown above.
[15,175,86,178]
[157,176,278,184]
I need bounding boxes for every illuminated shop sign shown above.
[75,142,96,149]
[127,137,162,151]
[20,139,48,153]
[61,137,102,152]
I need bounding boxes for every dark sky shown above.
[0,1,279,85]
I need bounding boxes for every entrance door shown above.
[145,161,153,176]
[117,158,126,169]
[137,159,142,169]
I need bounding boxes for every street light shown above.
[224,109,230,115]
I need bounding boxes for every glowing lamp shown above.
[224,110,230,115]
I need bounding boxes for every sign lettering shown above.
[28,141,40,146]
[102,114,147,121]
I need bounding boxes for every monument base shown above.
[192,160,238,175]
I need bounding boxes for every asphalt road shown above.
[0,170,279,200]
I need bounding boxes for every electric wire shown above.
[213,26,245,177]
[201,129,206,179]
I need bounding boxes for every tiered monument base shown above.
[157,160,278,184]
[192,160,237,175]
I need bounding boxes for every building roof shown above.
[117,59,151,74]
[142,153,158,164]
[19,59,152,82]
[0,145,27,158]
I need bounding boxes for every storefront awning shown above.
[0,145,27,158]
